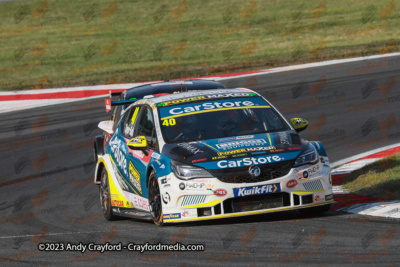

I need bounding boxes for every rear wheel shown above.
[148,172,164,226]
[99,168,117,221]
[299,204,331,216]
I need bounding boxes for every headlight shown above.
[294,145,319,167]
[171,160,213,180]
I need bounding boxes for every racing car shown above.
[93,88,333,225]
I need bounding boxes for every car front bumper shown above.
[159,161,333,223]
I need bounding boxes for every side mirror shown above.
[290,118,309,133]
[98,121,114,135]
[127,136,147,149]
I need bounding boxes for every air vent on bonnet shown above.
[170,146,194,159]
[290,133,301,145]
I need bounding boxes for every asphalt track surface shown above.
[1,55,400,266]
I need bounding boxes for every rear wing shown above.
[105,90,141,113]
[105,98,140,113]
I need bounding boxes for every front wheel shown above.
[99,168,117,221]
[148,171,164,226]
[299,204,331,216]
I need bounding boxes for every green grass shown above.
[343,153,400,200]
[0,0,399,90]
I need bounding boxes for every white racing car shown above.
[93,88,333,225]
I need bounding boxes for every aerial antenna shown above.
[163,73,168,82]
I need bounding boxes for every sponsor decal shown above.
[216,139,267,150]
[251,151,267,155]
[218,137,236,143]
[314,195,321,202]
[245,146,276,152]
[159,97,269,119]
[286,180,298,188]
[111,200,124,207]
[325,194,333,201]
[295,165,320,179]
[214,189,227,196]
[155,159,165,169]
[161,177,170,184]
[179,182,214,191]
[167,100,257,116]
[162,192,171,204]
[160,92,256,107]
[111,160,130,191]
[110,138,128,176]
[177,143,203,154]
[212,156,227,160]
[270,149,284,153]
[182,210,189,217]
[192,158,207,163]
[232,153,248,158]
[217,149,246,156]
[234,183,281,197]
[278,132,289,145]
[105,99,111,113]
[192,179,213,183]
[288,147,302,150]
[236,135,254,139]
[196,151,300,169]
[131,195,149,211]
[151,153,161,159]
[129,162,142,194]
[217,155,282,168]
[132,149,145,159]
[163,213,181,220]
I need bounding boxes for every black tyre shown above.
[299,204,331,216]
[99,168,117,221]
[148,171,164,226]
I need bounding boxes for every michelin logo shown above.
[234,184,281,197]
[217,155,282,168]
[216,139,267,150]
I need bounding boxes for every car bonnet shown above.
[161,132,306,170]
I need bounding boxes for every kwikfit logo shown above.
[234,183,280,197]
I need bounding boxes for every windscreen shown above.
[158,95,291,143]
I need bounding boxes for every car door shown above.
[120,105,157,199]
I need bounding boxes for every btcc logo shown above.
[217,155,282,168]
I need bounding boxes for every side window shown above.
[121,106,140,139]
[135,107,156,148]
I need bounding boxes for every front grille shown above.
[303,179,323,191]
[223,193,290,213]
[209,160,295,183]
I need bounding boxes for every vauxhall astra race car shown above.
[93,88,333,225]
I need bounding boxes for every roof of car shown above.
[123,79,226,100]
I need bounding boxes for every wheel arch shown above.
[146,166,155,188]
[95,161,106,184]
